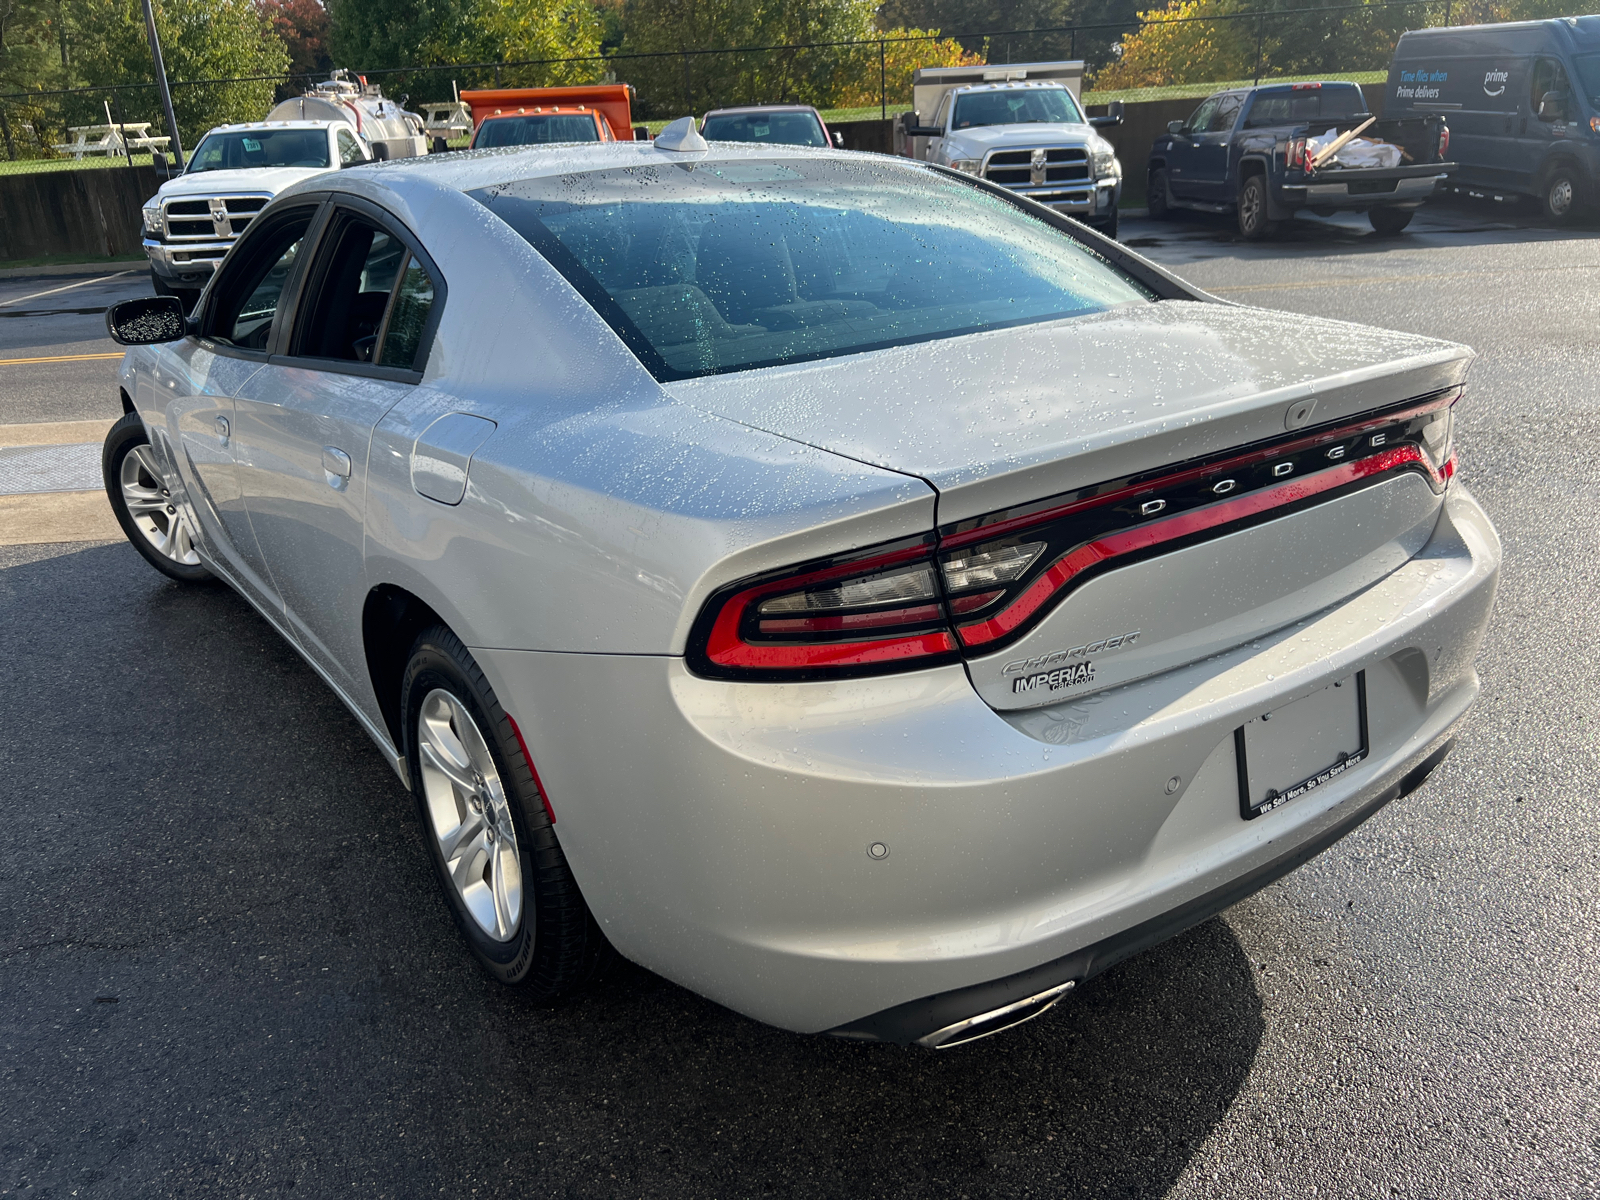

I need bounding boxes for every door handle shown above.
[214,415,230,446]
[322,445,352,490]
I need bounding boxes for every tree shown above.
[257,0,331,79]
[477,0,604,85]
[62,0,289,143]
[830,27,982,110]
[325,0,484,68]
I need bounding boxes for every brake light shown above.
[1286,137,1307,170]
[1291,82,1322,90]
[688,535,959,681]
[687,392,1460,679]
[1438,124,1450,159]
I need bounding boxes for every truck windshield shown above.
[473,157,1152,381]
[701,112,827,146]
[187,129,330,172]
[952,88,1083,129]
[1574,53,1600,105]
[473,114,600,148]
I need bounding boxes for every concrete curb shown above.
[0,261,144,281]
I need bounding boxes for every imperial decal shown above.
[1013,661,1095,694]
[1001,631,1140,676]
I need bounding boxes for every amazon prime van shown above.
[1388,16,1600,219]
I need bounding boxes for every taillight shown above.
[1286,137,1307,170]
[1438,124,1450,159]
[688,392,1461,679]
[687,535,959,681]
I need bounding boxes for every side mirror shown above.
[832,130,844,147]
[1538,90,1567,121]
[1167,119,1186,135]
[1091,100,1126,128]
[904,124,943,138]
[105,296,187,346]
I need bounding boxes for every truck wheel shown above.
[1147,168,1172,220]
[1539,165,1582,222]
[1368,207,1414,236]
[149,270,199,313]
[1236,175,1275,240]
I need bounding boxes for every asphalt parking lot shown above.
[3,200,1598,1198]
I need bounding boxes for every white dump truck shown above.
[141,71,428,301]
[898,61,1126,238]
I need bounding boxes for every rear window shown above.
[701,112,827,147]
[473,114,600,148]
[472,158,1153,381]
[1243,86,1367,128]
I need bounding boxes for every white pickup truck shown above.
[142,73,427,301]
[901,62,1126,239]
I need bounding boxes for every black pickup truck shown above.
[1146,81,1455,238]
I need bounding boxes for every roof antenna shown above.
[654,116,708,152]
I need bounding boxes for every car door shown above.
[1189,92,1242,202]
[229,198,444,720]
[1522,56,1576,182]
[1166,96,1219,200]
[164,203,322,612]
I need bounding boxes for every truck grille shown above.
[984,148,1090,187]
[161,194,272,242]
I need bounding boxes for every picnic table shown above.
[52,123,171,160]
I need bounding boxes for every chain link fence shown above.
[0,0,1477,176]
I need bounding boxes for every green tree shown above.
[325,0,485,68]
[620,0,878,118]
[477,0,604,85]
[63,0,289,145]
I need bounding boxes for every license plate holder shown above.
[1234,672,1369,820]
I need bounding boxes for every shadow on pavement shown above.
[2,541,1265,1197]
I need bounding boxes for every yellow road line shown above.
[0,351,124,366]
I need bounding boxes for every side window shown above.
[1185,97,1220,133]
[206,209,316,351]
[1531,58,1571,118]
[933,93,950,131]
[1208,94,1242,133]
[337,129,365,165]
[291,210,438,369]
[378,258,437,368]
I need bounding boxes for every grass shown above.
[0,252,145,271]
[0,151,166,175]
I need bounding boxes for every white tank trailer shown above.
[267,70,429,159]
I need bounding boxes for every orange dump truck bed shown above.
[458,85,639,141]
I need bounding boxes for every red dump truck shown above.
[459,85,646,148]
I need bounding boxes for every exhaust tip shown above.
[915,980,1075,1049]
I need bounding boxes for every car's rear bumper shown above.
[474,485,1499,1035]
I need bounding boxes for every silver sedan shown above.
[102,137,1500,1048]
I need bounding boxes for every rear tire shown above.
[102,412,212,583]
[1538,164,1582,222]
[1236,174,1275,240]
[1367,207,1415,236]
[401,624,614,998]
[1147,168,1172,220]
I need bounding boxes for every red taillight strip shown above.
[957,444,1431,648]
[941,390,1458,549]
[505,713,556,823]
[706,626,955,669]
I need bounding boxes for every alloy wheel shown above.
[119,444,200,566]
[417,688,523,942]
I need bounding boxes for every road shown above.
[2,203,1597,1198]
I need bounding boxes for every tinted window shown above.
[188,129,330,172]
[473,114,600,147]
[1575,53,1600,105]
[474,158,1152,381]
[1531,58,1572,113]
[378,259,436,368]
[952,87,1083,129]
[208,209,316,351]
[1244,86,1366,128]
[701,112,827,147]
[1207,94,1242,132]
[295,216,408,362]
[1185,96,1220,132]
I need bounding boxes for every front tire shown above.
[102,412,211,582]
[401,625,612,997]
[149,269,199,312]
[1236,174,1276,240]
[1539,164,1582,222]
[1368,206,1415,236]
[1147,168,1172,220]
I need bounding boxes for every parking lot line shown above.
[0,270,134,308]
[0,351,124,366]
